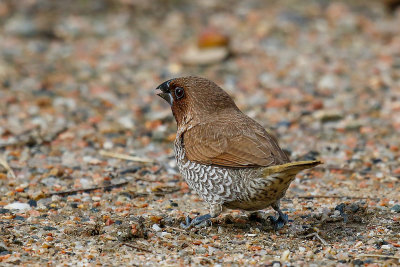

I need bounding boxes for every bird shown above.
[156,76,322,229]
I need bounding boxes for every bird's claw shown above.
[268,213,288,230]
[180,214,212,229]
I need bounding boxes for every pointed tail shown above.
[263,160,322,177]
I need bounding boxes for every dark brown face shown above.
[156,78,189,125]
[156,76,239,126]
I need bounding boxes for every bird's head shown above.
[156,76,238,126]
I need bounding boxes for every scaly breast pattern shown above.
[174,137,293,210]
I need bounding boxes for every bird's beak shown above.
[156,79,174,106]
[157,92,173,106]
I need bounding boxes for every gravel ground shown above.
[0,0,399,266]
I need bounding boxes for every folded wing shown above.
[183,115,290,168]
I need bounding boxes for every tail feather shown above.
[263,160,322,176]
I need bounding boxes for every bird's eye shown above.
[175,87,185,100]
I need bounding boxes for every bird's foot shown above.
[268,213,288,231]
[181,214,212,229]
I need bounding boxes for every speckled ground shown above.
[0,0,399,266]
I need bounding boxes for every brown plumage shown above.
[156,76,321,229]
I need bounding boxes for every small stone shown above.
[314,110,343,123]
[333,210,341,217]
[49,167,64,177]
[103,141,113,149]
[391,204,400,213]
[267,98,291,109]
[5,15,39,37]
[117,115,135,129]
[152,224,162,232]
[208,246,218,255]
[0,208,10,214]
[197,29,229,48]
[337,252,349,260]
[181,47,228,65]
[31,191,46,201]
[354,241,363,248]
[43,226,57,231]
[317,74,337,90]
[105,218,114,226]
[0,242,10,255]
[92,196,101,201]
[13,215,25,221]
[51,195,61,202]
[28,199,37,207]
[281,250,290,261]
[297,151,320,161]
[160,232,172,238]
[335,203,346,214]
[42,242,51,249]
[349,203,359,213]
[195,247,207,254]
[4,202,31,211]
[353,259,364,266]
[90,208,99,213]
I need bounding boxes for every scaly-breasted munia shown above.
[156,76,321,229]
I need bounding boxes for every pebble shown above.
[195,247,207,254]
[43,226,57,231]
[333,210,341,217]
[391,204,400,213]
[208,246,219,255]
[117,115,135,129]
[152,224,162,232]
[181,47,229,65]
[246,233,257,237]
[314,110,344,123]
[160,232,172,238]
[14,215,25,221]
[281,250,290,261]
[4,202,31,211]
[317,74,337,90]
[92,196,101,201]
[197,29,229,48]
[0,208,10,214]
[0,242,10,255]
[349,203,359,213]
[28,199,37,207]
[4,16,40,37]
[353,259,364,266]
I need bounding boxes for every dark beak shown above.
[156,79,174,106]
[157,92,173,106]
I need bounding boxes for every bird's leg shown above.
[268,201,289,230]
[181,204,222,229]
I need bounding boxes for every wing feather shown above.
[183,115,289,168]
